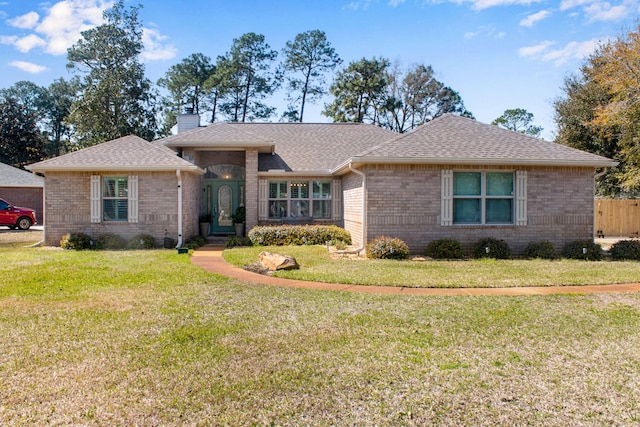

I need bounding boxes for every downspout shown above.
[176,169,183,248]
[594,167,609,238]
[348,162,367,256]
[594,167,608,180]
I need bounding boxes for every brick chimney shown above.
[176,107,200,133]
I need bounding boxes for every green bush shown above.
[561,240,603,261]
[248,225,351,246]
[523,241,557,260]
[426,238,464,259]
[225,235,249,248]
[60,232,92,250]
[183,235,207,250]
[127,234,156,249]
[472,238,511,259]
[609,240,640,260]
[366,236,410,260]
[95,233,127,250]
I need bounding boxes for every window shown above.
[268,180,332,219]
[453,172,514,224]
[91,175,138,223]
[103,177,128,221]
[268,181,287,218]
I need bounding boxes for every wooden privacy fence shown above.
[595,199,640,237]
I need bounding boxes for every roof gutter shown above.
[25,165,204,174]
[176,169,183,248]
[332,157,618,174]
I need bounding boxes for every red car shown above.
[0,198,37,230]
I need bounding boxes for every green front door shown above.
[203,164,246,235]
[205,180,243,234]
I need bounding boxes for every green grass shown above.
[223,245,640,288]
[3,240,640,425]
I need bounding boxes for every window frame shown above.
[102,176,129,222]
[267,179,332,220]
[452,171,515,225]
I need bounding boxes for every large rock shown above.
[259,252,299,271]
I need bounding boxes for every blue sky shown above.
[0,0,638,139]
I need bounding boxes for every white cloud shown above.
[7,11,40,29]
[36,0,113,55]
[464,25,506,40]
[461,0,542,11]
[518,40,556,57]
[519,38,604,65]
[0,35,18,46]
[520,10,551,26]
[560,0,635,21]
[9,60,49,74]
[584,1,628,21]
[342,0,372,10]
[140,27,177,62]
[14,34,47,52]
[389,0,406,5]
[464,31,481,39]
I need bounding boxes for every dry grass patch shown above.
[3,240,640,425]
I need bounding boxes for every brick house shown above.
[27,114,615,254]
[0,162,44,224]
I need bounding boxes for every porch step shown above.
[206,234,232,245]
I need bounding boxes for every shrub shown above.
[60,232,92,250]
[426,238,464,259]
[248,225,351,246]
[561,240,603,261]
[183,235,207,250]
[472,238,511,259]
[127,234,156,249]
[366,236,410,260]
[609,240,640,260]
[95,233,127,250]
[225,235,249,248]
[523,241,557,260]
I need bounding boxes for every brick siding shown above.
[341,172,364,248]
[360,164,596,256]
[43,171,197,247]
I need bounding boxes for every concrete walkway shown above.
[191,245,640,296]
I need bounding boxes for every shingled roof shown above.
[160,122,397,172]
[0,162,43,187]
[343,114,616,170]
[27,135,202,173]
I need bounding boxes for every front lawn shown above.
[223,245,640,288]
[3,240,640,425]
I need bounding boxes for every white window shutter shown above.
[258,179,268,221]
[515,170,527,226]
[90,175,101,223]
[441,170,453,226]
[128,175,138,223]
[332,179,342,220]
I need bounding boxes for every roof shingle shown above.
[352,114,616,168]
[0,162,44,187]
[161,122,397,172]
[27,135,201,172]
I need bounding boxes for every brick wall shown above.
[181,171,201,241]
[43,171,199,247]
[0,187,43,223]
[362,164,596,256]
[245,150,259,231]
[341,172,364,248]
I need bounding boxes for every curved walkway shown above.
[191,245,640,296]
